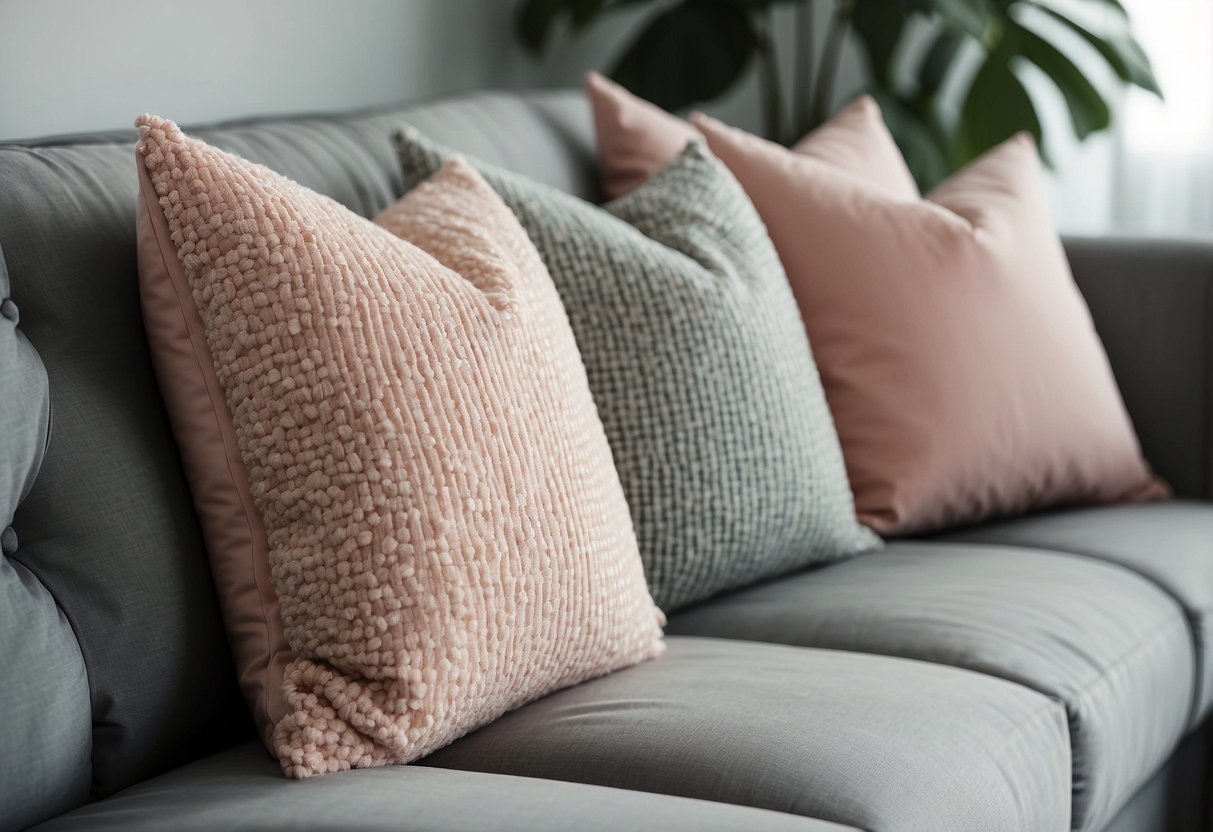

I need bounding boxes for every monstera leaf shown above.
[850,0,1159,185]
[518,0,769,112]
[611,2,759,111]
[515,0,1160,189]
[517,0,609,52]
[956,42,1045,166]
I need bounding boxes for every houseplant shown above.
[516,0,1160,189]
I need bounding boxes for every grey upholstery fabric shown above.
[32,742,847,832]
[0,249,49,528]
[937,500,1213,724]
[5,89,1206,831]
[1100,719,1212,832]
[0,558,92,832]
[0,252,91,832]
[394,135,878,612]
[424,637,1072,832]
[1,130,258,794]
[0,91,597,796]
[667,542,1192,832]
[1064,237,1213,501]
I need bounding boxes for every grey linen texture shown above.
[395,132,879,611]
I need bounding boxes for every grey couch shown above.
[1,89,1210,832]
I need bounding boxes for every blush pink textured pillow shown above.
[135,115,664,778]
[690,116,1167,535]
[586,70,918,200]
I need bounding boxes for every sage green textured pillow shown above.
[394,130,880,612]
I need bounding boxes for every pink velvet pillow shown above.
[136,115,664,777]
[690,116,1167,534]
[586,71,699,200]
[586,71,918,201]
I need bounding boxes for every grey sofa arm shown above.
[1065,236,1213,499]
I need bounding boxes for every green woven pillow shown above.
[393,131,880,612]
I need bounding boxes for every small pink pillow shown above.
[691,116,1167,534]
[586,71,699,200]
[136,116,664,777]
[586,71,918,201]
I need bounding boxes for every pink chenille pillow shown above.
[690,116,1167,534]
[135,115,664,778]
[586,71,919,201]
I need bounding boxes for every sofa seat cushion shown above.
[32,742,845,832]
[667,543,1193,832]
[422,637,1070,832]
[936,500,1213,724]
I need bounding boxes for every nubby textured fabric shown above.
[395,130,879,613]
[136,116,664,778]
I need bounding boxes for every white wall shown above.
[0,0,520,139]
[2,1,1154,235]
[0,0,861,142]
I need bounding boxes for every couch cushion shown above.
[32,741,846,832]
[936,500,1213,724]
[0,251,92,831]
[0,251,49,531]
[0,90,598,795]
[423,637,1071,832]
[667,542,1192,832]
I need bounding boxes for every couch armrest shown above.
[1065,236,1213,499]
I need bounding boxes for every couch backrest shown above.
[0,248,92,832]
[0,89,596,826]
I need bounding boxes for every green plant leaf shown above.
[516,0,595,53]
[1070,0,1128,17]
[516,0,559,53]
[1032,3,1161,95]
[957,51,1043,165]
[571,0,604,26]
[1013,22,1110,139]
[851,0,918,85]
[925,0,995,40]
[599,0,661,12]
[710,0,798,6]
[918,28,965,97]
[610,2,758,112]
